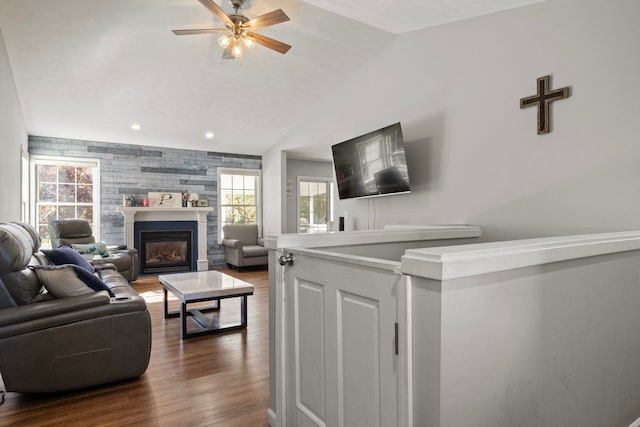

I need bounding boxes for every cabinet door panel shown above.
[338,291,381,427]
[295,279,327,426]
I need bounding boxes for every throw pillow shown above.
[30,264,114,298]
[72,242,110,258]
[42,247,95,272]
[31,265,93,298]
[68,264,114,297]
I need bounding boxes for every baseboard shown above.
[629,416,640,427]
[267,408,277,427]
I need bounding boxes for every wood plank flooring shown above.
[0,268,270,427]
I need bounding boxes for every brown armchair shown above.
[48,219,139,282]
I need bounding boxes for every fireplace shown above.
[140,230,193,274]
[119,208,211,272]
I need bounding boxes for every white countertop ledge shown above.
[264,225,481,250]
[401,230,640,280]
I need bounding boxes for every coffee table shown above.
[158,270,254,339]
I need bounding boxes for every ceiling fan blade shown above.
[172,28,228,35]
[247,31,291,54]
[243,9,290,30]
[198,0,234,28]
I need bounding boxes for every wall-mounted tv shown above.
[332,122,411,200]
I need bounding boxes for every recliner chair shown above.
[48,219,139,282]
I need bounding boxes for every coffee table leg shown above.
[163,287,169,319]
[241,295,248,328]
[180,301,187,340]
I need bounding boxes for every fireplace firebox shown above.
[140,230,193,274]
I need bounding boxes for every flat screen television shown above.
[332,122,411,200]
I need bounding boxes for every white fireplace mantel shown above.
[116,207,213,271]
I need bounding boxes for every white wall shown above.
[0,28,27,222]
[263,0,640,241]
[285,157,333,233]
[263,148,286,236]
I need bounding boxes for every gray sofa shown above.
[0,222,151,393]
[48,218,139,282]
[221,224,268,271]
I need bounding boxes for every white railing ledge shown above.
[402,230,640,280]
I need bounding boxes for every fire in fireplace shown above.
[140,230,193,274]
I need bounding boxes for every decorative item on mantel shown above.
[148,192,183,208]
[123,195,138,207]
[188,193,199,207]
[182,192,189,207]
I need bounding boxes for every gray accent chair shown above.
[0,222,151,393]
[221,224,268,271]
[48,219,139,282]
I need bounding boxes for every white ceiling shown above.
[0,0,545,155]
[301,0,547,34]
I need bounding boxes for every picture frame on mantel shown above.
[197,199,209,207]
[148,192,183,208]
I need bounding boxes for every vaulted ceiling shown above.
[0,0,546,155]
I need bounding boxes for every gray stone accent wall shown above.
[28,136,262,268]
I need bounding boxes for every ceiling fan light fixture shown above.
[173,0,291,59]
[243,35,255,49]
[218,34,231,49]
[231,40,243,57]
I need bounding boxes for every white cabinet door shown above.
[285,251,399,427]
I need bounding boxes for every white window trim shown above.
[216,167,262,243]
[20,145,30,223]
[30,154,101,240]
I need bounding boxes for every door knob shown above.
[278,253,294,266]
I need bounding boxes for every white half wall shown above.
[0,28,27,222]
[263,0,640,241]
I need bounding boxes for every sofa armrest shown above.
[222,238,242,249]
[0,292,148,340]
[257,237,265,247]
[107,244,128,251]
[93,263,117,272]
[0,291,110,327]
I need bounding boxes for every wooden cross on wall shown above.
[520,75,571,134]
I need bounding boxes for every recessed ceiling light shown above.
[131,123,141,130]
[205,132,214,139]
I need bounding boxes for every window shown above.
[217,168,261,241]
[31,156,100,247]
[298,177,332,233]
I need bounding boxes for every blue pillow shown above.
[42,247,95,273]
[68,265,114,297]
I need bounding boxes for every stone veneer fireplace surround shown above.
[117,207,213,271]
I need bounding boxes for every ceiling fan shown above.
[172,0,291,59]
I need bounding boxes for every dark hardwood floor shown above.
[0,268,270,427]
